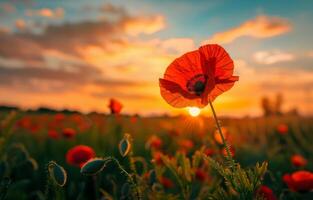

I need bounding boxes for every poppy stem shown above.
[208,100,235,168]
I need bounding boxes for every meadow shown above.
[0,110,312,200]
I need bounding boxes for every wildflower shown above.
[204,148,215,157]
[146,135,162,149]
[256,185,277,200]
[159,177,174,189]
[62,128,76,138]
[159,44,238,108]
[152,151,164,166]
[222,145,235,157]
[277,123,288,135]
[178,139,194,151]
[54,113,65,122]
[108,98,123,114]
[291,154,307,167]
[214,127,229,144]
[48,129,59,139]
[66,145,95,167]
[283,170,313,192]
[195,168,207,182]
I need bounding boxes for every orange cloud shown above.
[204,15,291,44]
[253,50,295,64]
[160,38,195,54]
[123,15,165,36]
[15,19,26,30]
[25,7,64,18]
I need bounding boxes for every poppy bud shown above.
[81,158,106,176]
[48,161,67,187]
[119,134,132,157]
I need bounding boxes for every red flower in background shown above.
[152,151,164,166]
[159,177,174,189]
[159,44,238,108]
[291,154,307,167]
[146,135,163,149]
[277,124,288,135]
[178,139,194,152]
[214,127,229,144]
[66,145,95,167]
[283,170,313,192]
[195,168,208,182]
[108,98,123,114]
[48,129,59,139]
[54,113,65,122]
[204,148,215,157]
[222,146,235,157]
[62,128,76,138]
[256,185,277,200]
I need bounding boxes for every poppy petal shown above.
[159,79,206,108]
[163,50,203,91]
[199,44,235,79]
[209,76,238,101]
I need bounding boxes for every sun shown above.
[188,107,201,117]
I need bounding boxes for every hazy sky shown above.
[0,0,312,116]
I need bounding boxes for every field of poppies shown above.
[0,107,312,200]
[1,44,313,200]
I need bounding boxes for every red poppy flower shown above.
[146,135,163,149]
[222,146,235,157]
[159,44,238,108]
[204,148,215,157]
[283,170,313,192]
[108,98,123,114]
[152,151,164,166]
[256,185,277,200]
[195,168,207,182]
[62,128,76,138]
[214,127,229,144]
[66,145,95,167]
[159,177,174,189]
[277,123,288,135]
[291,154,307,167]
[54,113,65,122]
[178,139,194,150]
[48,129,60,139]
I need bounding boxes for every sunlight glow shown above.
[188,107,201,117]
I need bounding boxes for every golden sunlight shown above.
[188,107,201,117]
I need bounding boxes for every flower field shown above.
[0,110,312,199]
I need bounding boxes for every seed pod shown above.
[48,161,67,187]
[80,158,106,176]
[118,134,132,157]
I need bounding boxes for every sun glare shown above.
[188,107,201,117]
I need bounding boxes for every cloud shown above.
[204,15,291,44]
[0,3,16,14]
[15,19,26,30]
[25,7,64,18]
[123,15,165,36]
[253,50,295,64]
[0,3,170,113]
[160,38,195,54]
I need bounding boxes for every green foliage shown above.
[204,155,268,200]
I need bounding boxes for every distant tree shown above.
[261,96,272,116]
[274,93,283,115]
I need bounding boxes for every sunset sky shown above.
[0,0,312,116]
